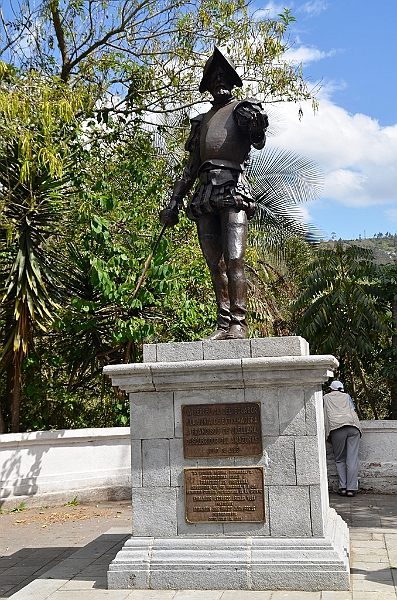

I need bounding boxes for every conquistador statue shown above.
[160,47,268,340]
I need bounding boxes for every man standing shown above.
[160,47,268,340]
[323,380,362,497]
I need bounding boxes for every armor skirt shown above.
[186,168,255,221]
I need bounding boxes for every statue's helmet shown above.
[199,46,243,94]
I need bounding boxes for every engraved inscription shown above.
[184,467,265,523]
[182,402,263,458]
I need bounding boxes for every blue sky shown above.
[260,1,397,241]
[2,1,396,241]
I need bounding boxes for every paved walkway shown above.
[1,493,396,599]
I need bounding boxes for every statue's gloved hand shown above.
[250,110,269,139]
[159,198,179,227]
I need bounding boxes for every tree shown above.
[0,1,314,116]
[0,69,85,431]
[0,2,320,431]
[377,262,397,419]
[293,242,390,418]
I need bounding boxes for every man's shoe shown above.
[203,329,229,341]
[226,324,248,339]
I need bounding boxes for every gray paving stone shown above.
[60,578,107,590]
[321,592,353,600]
[220,591,273,599]
[350,593,397,600]
[351,578,396,591]
[270,592,321,599]
[7,578,68,598]
[173,592,223,599]
[51,590,131,598]
[351,540,386,548]
[125,592,176,599]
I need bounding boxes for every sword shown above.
[131,200,179,300]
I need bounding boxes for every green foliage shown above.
[293,242,391,417]
[245,236,315,337]
[0,2,324,431]
[0,75,86,431]
[9,502,26,513]
[247,148,323,252]
[0,2,314,115]
[65,496,79,506]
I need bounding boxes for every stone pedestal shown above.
[104,337,350,591]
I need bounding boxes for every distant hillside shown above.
[320,234,397,265]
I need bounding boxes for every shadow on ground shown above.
[0,533,128,598]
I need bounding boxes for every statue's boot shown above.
[202,270,231,341]
[227,323,248,339]
[225,254,248,340]
[222,209,248,340]
[204,328,229,341]
[197,215,232,341]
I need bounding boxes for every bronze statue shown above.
[160,47,268,340]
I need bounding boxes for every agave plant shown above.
[0,143,72,432]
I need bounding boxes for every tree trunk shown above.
[0,407,5,433]
[10,349,22,433]
[346,350,362,418]
[353,354,379,419]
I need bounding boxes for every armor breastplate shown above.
[200,101,251,166]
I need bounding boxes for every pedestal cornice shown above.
[103,354,338,393]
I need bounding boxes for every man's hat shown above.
[330,380,344,391]
[199,46,243,94]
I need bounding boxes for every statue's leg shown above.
[221,208,248,339]
[196,214,230,339]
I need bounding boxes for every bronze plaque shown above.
[182,402,262,458]
[184,467,265,523]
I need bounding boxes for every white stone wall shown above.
[326,420,397,493]
[1,419,395,512]
[0,427,131,510]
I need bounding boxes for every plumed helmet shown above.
[199,46,243,94]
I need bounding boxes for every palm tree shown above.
[377,262,397,418]
[0,73,80,432]
[0,143,72,431]
[293,242,390,417]
[242,146,322,335]
[247,146,322,247]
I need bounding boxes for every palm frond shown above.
[246,146,323,249]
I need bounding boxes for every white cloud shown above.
[267,99,397,209]
[296,1,328,16]
[284,45,337,65]
[256,2,293,19]
[256,1,328,20]
[385,208,397,223]
[316,79,347,101]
